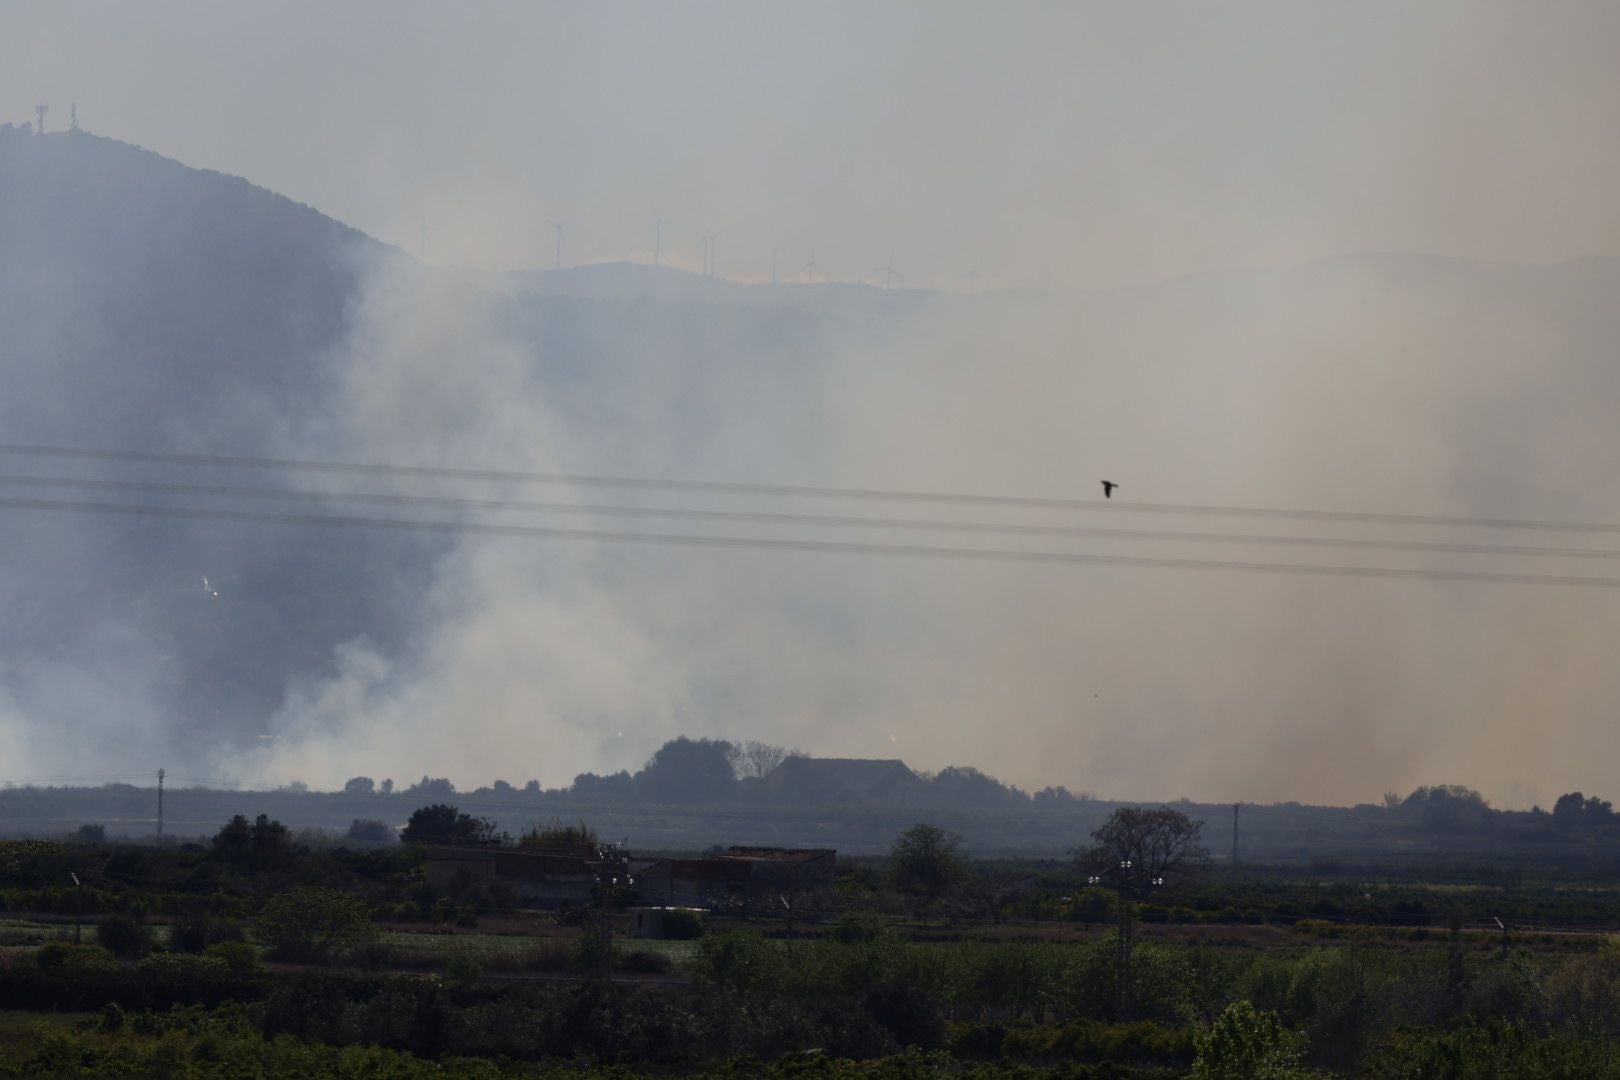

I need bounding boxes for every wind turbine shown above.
[702,227,718,276]
[878,252,902,291]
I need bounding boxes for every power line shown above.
[5,493,1620,589]
[4,472,1620,561]
[3,441,1617,533]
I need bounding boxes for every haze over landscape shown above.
[5,3,1620,811]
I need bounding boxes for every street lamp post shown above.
[70,872,82,945]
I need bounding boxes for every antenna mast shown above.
[553,221,563,270]
[157,768,166,842]
[34,105,47,135]
[70,103,78,131]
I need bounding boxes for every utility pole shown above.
[70,104,78,132]
[71,873,82,944]
[156,768,165,843]
[553,221,563,270]
[1232,803,1240,871]
[771,247,778,285]
[35,105,47,135]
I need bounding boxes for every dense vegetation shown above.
[5,805,1620,1077]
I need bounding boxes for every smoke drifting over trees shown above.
[4,119,1620,808]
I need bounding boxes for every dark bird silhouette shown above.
[1101,480,1118,499]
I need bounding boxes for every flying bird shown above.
[1101,481,1118,499]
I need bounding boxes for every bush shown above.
[865,980,946,1050]
[831,912,890,944]
[95,913,151,959]
[254,886,377,963]
[660,908,705,940]
[620,949,675,975]
[345,819,394,844]
[573,923,615,978]
[1193,1000,1320,1080]
[35,941,118,973]
[204,941,264,976]
[169,905,243,954]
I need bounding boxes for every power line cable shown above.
[5,493,1620,589]
[3,472,1618,561]
[2,441,1617,533]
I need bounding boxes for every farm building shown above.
[424,843,624,907]
[636,846,836,910]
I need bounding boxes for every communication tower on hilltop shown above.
[35,104,47,135]
[70,103,77,131]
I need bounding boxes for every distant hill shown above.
[0,129,425,756]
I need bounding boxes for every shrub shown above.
[573,923,616,978]
[832,912,890,944]
[620,949,675,975]
[865,980,946,1050]
[254,886,377,963]
[204,940,264,976]
[445,955,482,991]
[1193,1000,1318,1080]
[35,941,118,972]
[346,819,394,844]
[95,913,151,959]
[660,908,705,940]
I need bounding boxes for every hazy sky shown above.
[7,2,1620,288]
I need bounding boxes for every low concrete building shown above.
[425,844,621,908]
[636,846,835,910]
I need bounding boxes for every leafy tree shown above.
[342,776,376,796]
[923,765,1027,808]
[1399,785,1493,832]
[255,885,377,962]
[211,813,292,873]
[1075,806,1210,893]
[379,778,394,795]
[889,823,968,915]
[70,823,106,844]
[635,737,737,803]
[1553,791,1614,829]
[572,770,635,798]
[1194,1000,1320,1080]
[94,913,151,959]
[403,775,456,801]
[400,803,505,846]
[1075,806,1209,1019]
[727,740,801,780]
